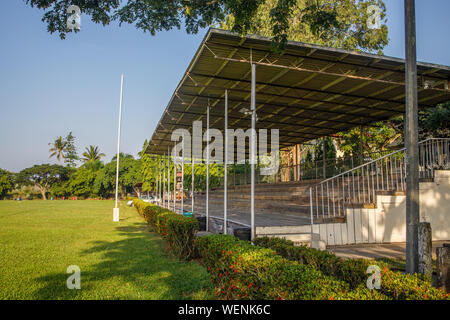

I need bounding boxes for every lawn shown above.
[0,200,212,300]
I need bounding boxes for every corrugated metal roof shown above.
[146,28,450,155]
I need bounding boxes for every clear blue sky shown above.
[1,0,449,172]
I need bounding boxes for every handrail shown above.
[308,138,450,222]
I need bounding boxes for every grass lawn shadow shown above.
[32,222,212,300]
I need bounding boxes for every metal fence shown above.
[308,138,450,221]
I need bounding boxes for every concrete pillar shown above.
[418,222,432,280]
[436,244,450,293]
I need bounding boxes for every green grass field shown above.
[0,200,212,300]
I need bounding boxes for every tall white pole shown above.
[250,64,256,241]
[224,89,228,234]
[113,73,124,222]
[206,104,210,231]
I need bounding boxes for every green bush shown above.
[196,234,348,300]
[254,236,449,300]
[132,199,198,260]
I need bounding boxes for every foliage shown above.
[133,199,199,260]
[63,132,79,167]
[196,234,347,299]
[336,119,402,158]
[48,136,67,163]
[81,145,106,163]
[93,155,141,198]
[419,102,450,139]
[23,0,387,52]
[254,236,449,300]
[221,0,388,53]
[16,164,71,200]
[63,162,104,198]
[0,169,14,199]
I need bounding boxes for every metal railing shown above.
[227,151,393,187]
[308,138,450,221]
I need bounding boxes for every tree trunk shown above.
[40,187,47,200]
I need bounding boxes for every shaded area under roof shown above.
[146,28,450,156]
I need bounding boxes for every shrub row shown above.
[132,199,198,260]
[254,237,448,300]
[196,234,353,300]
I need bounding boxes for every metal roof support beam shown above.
[250,63,256,242]
[177,92,391,121]
[204,43,448,93]
[224,89,228,235]
[206,104,210,232]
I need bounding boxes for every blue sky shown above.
[0,0,449,172]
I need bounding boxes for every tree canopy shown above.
[24,0,386,52]
[16,164,71,200]
[0,169,14,199]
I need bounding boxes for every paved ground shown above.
[328,241,448,260]
[166,199,310,227]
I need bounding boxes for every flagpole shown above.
[113,73,124,222]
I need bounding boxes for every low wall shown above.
[313,170,450,246]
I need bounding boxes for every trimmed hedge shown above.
[196,234,349,300]
[132,199,198,260]
[254,237,449,300]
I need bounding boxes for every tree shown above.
[220,0,388,53]
[48,136,67,163]
[419,102,450,139]
[81,145,106,163]
[17,164,70,200]
[0,169,14,199]
[93,156,141,198]
[336,118,403,160]
[24,0,371,52]
[63,131,78,167]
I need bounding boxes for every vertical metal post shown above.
[158,156,162,204]
[322,138,326,179]
[181,137,184,214]
[206,104,210,231]
[405,0,420,274]
[224,89,228,235]
[173,144,176,213]
[192,155,195,214]
[113,74,124,222]
[168,146,170,209]
[250,63,256,241]
[163,152,166,208]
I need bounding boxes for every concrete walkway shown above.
[328,241,447,260]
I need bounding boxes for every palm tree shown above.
[81,145,105,163]
[48,136,67,163]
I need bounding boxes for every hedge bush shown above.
[132,199,198,260]
[254,237,449,300]
[196,234,349,300]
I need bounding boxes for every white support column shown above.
[224,89,228,234]
[181,136,185,214]
[192,155,195,214]
[163,152,166,208]
[155,155,159,203]
[173,144,177,213]
[167,146,170,209]
[206,104,210,231]
[159,155,162,205]
[250,63,256,241]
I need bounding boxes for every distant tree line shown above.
[0,133,141,200]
